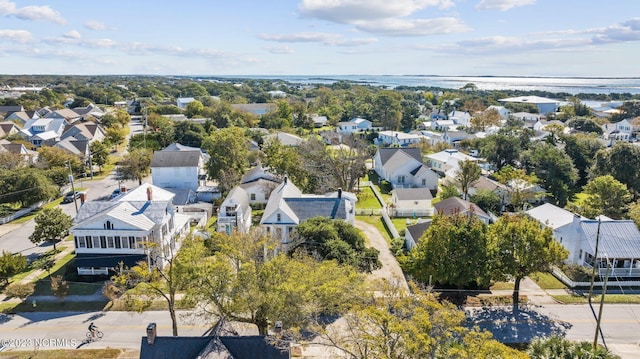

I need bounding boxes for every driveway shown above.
[355,220,409,292]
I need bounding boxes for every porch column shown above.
[630,258,635,276]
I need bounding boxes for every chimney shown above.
[146,323,157,345]
[338,188,342,199]
[284,176,288,184]
[120,185,127,193]
[147,186,153,201]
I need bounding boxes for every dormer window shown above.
[104,220,114,230]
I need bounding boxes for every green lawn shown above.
[530,272,567,290]
[552,294,640,304]
[357,187,382,209]
[357,215,392,242]
[490,281,515,290]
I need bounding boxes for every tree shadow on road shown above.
[465,306,572,344]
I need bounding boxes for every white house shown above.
[448,110,472,127]
[177,97,196,110]
[260,178,354,250]
[217,187,252,234]
[337,117,372,135]
[486,105,511,122]
[527,203,640,278]
[239,164,281,206]
[19,117,67,147]
[311,115,328,128]
[373,147,439,191]
[71,184,191,276]
[425,149,477,176]
[431,119,456,132]
[377,131,422,147]
[151,143,208,192]
[61,122,106,143]
[390,188,434,217]
[603,119,633,141]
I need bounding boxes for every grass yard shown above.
[357,187,382,209]
[0,300,110,314]
[530,272,567,290]
[490,281,515,290]
[357,215,392,242]
[552,293,640,304]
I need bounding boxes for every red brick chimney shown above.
[146,186,153,201]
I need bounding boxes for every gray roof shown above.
[241,164,279,184]
[581,220,640,259]
[377,147,422,167]
[151,143,204,167]
[140,336,288,359]
[406,221,431,244]
[394,188,433,201]
[433,197,489,218]
[283,197,348,222]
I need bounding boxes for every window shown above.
[128,236,136,249]
[75,236,86,248]
[421,179,426,186]
[136,237,143,248]
[277,213,281,222]
[579,249,583,260]
[250,193,256,201]
[92,236,100,248]
[105,221,114,230]
[398,176,405,184]
[115,236,121,249]
[122,236,130,249]
[100,236,107,248]
[107,236,115,248]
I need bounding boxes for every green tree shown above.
[89,140,109,172]
[0,251,27,286]
[105,127,126,151]
[562,134,603,187]
[455,159,481,200]
[567,117,603,134]
[581,175,631,219]
[592,142,640,199]
[112,237,203,336]
[439,183,460,200]
[400,99,420,131]
[0,152,25,170]
[118,148,152,185]
[114,108,131,128]
[471,108,501,132]
[493,165,539,211]
[406,213,490,289]
[185,100,204,118]
[479,134,522,170]
[37,146,83,172]
[489,214,568,316]
[312,283,526,359]
[262,138,308,187]
[520,142,578,207]
[373,90,402,130]
[292,217,381,273]
[470,189,501,214]
[628,200,640,229]
[0,168,58,207]
[29,207,73,251]
[187,230,365,335]
[202,127,248,193]
[4,282,34,300]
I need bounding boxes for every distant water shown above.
[212,75,640,96]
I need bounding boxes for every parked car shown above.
[110,189,122,199]
[63,191,84,203]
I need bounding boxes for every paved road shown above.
[0,118,146,260]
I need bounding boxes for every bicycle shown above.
[86,329,104,340]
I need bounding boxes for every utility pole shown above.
[88,144,94,180]
[68,160,78,214]
[594,254,611,351]
[143,105,147,150]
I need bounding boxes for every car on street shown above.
[62,191,85,203]
[110,189,122,199]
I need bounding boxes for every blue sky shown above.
[0,0,639,77]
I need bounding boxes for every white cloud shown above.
[475,0,535,11]
[298,0,453,23]
[84,20,107,31]
[63,30,81,39]
[259,31,377,46]
[355,17,470,36]
[0,0,66,24]
[0,29,33,43]
[265,45,295,54]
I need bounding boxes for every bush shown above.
[561,263,593,282]
[390,237,406,257]
[379,180,392,194]
[4,282,35,299]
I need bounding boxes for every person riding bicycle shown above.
[88,322,98,338]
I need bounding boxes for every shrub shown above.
[4,282,35,299]
[561,263,593,282]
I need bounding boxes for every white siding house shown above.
[151,143,208,192]
[373,148,439,191]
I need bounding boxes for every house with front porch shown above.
[603,119,633,141]
[217,186,252,234]
[390,188,434,217]
[71,184,191,276]
[527,203,640,278]
[259,177,354,251]
[373,147,439,191]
